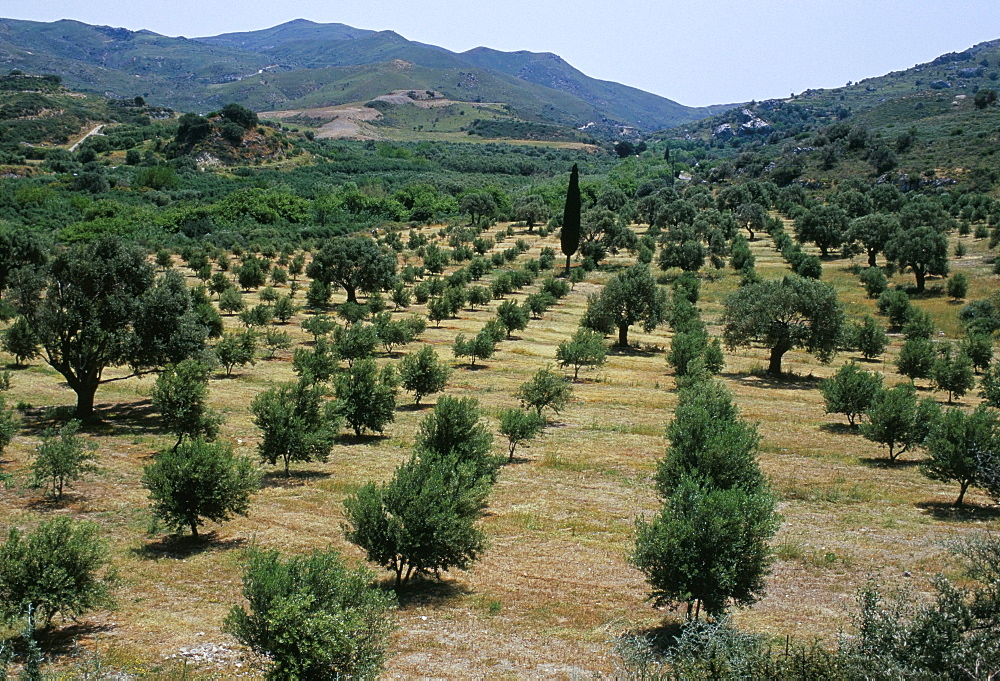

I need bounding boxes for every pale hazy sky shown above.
[2,0,998,106]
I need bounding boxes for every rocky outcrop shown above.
[737,108,771,135]
[713,123,735,140]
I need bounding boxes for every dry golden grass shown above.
[0,222,997,677]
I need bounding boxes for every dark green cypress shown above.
[561,164,581,276]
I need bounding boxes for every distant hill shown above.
[0,17,716,133]
[663,38,1000,141]
[656,38,1000,192]
[0,71,165,158]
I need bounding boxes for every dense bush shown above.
[224,547,395,679]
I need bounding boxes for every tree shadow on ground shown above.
[131,532,249,561]
[819,423,861,436]
[397,402,434,413]
[608,345,660,358]
[25,492,86,511]
[335,432,390,446]
[625,618,687,656]
[261,469,331,488]
[387,577,473,610]
[906,285,945,299]
[16,405,78,434]
[455,363,490,371]
[724,371,822,391]
[33,622,117,658]
[88,399,166,438]
[916,501,1000,522]
[859,456,921,469]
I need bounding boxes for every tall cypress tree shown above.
[561,164,581,276]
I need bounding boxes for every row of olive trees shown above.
[823,360,1000,506]
[633,372,780,619]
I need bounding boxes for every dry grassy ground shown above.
[0,220,996,677]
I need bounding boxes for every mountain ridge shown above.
[0,17,715,132]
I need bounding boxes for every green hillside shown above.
[461,47,730,129]
[0,17,713,134]
[0,72,166,161]
[195,18,375,50]
[654,38,1000,194]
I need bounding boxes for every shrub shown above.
[844,534,1000,678]
[947,273,969,300]
[1,316,40,365]
[0,396,15,474]
[902,309,934,340]
[0,516,116,627]
[335,359,397,436]
[143,439,260,537]
[877,289,912,329]
[223,548,395,679]
[251,379,341,475]
[517,366,572,417]
[821,362,883,426]
[859,267,888,298]
[218,287,245,315]
[398,345,450,404]
[498,408,545,460]
[31,420,97,500]
[961,333,994,374]
[896,337,935,381]
[855,316,888,360]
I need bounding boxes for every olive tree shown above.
[722,275,844,376]
[415,396,499,482]
[922,405,999,506]
[517,366,573,417]
[0,516,116,628]
[151,359,222,450]
[142,439,260,537]
[633,378,779,619]
[398,345,450,404]
[581,264,668,347]
[223,547,395,679]
[633,478,779,620]
[30,237,207,418]
[860,383,940,461]
[343,451,491,587]
[821,362,883,426]
[931,343,975,404]
[306,236,396,303]
[335,359,397,436]
[31,420,97,500]
[498,409,545,461]
[556,328,607,380]
[251,379,341,475]
[884,224,949,293]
